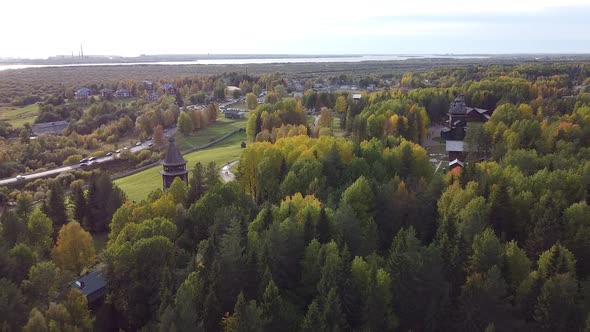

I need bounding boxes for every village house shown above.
[449,159,464,176]
[225,86,242,99]
[98,88,113,98]
[115,88,131,98]
[162,83,177,94]
[74,88,92,100]
[142,80,154,90]
[32,120,69,136]
[70,269,106,307]
[145,92,160,101]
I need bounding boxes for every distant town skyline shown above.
[2,0,590,58]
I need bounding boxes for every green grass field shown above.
[0,103,39,127]
[174,117,248,151]
[115,131,246,202]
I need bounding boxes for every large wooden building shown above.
[440,95,491,163]
[160,137,188,190]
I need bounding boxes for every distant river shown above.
[0,54,490,71]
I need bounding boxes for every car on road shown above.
[16,175,25,181]
[147,137,153,140]
[148,143,154,147]
[88,156,97,161]
[123,146,129,150]
[89,160,99,165]
[80,163,89,168]
[79,158,88,163]
[135,142,142,146]
[106,152,113,156]
[115,149,122,153]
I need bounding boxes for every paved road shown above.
[0,127,177,186]
[220,161,239,183]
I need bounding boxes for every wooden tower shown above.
[160,137,188,190]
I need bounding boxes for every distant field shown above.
[174,116,248,151]
[0,103,38,127]
[115,131,246,202]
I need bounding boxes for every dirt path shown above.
[220,160,239,183]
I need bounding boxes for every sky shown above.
[1,0,590,58]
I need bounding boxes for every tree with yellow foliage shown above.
[51,222,96,274]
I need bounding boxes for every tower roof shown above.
[449,95,467,114]
[162,137,187,166]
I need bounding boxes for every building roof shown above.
[449,95,467,114]
[352,94,362,100]
[71,269,106,298]
[32,121,69,135]
[449,158,465,168]
[162,83,176,89]
[472,108,490,115]
[116,88,130,93]
[226,86,241,91]
[446,140,465,152]
[162,137,187,166]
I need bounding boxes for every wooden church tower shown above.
[160,137,188,190]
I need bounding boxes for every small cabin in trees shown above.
[162,83,177,94]
[70,269,106,307]
[99,88,113,98]
[115,88,131,98]
[75,88,92,100]
[160,137,188,190]
[32,120,69,136]
[225,86,242,99]
[142,80,154,90]
[145,92,160,101]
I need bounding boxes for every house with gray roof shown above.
[75,88,92,100]
[115,88,131,98]
[32,120,69,136]
[70,269,107,306]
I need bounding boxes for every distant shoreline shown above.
[0,54,495,71]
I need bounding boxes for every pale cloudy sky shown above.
[1,0,590,58]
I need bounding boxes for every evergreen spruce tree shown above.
[301,300,322,332]
[303,210,316,245]
[188,162,205,204]
[322,287,347,331]
[71,182,86,224]
[46,181,67,232]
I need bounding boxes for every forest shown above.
[1,61,590,331]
